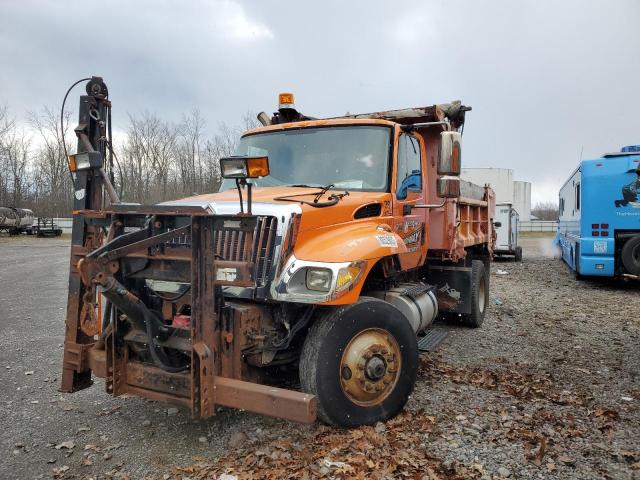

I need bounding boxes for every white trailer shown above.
[494,203,522,261]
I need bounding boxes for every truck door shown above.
[393,132,428,269]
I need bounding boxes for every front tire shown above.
[300,297,418,427]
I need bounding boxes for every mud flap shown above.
[427,265,473,315]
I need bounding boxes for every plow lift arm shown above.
[60,77,316,423]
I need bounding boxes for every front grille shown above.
[213,216,278,287]
[164,216,278,287]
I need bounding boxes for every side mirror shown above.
[437,175,460,198]
[438,132,462,175]
[494,221,502,228]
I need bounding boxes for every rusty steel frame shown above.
[63,208,317,423]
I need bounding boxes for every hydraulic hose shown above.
[97,276,188,372]
[102,299,112,333]
[144,310,189,373]
[60,77,91,181]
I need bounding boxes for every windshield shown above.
[220,125,391,192]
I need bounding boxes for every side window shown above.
[575,183,580,211]
[396,133,422,200]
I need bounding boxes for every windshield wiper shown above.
[313,184,334,203]
[274,183,349,208]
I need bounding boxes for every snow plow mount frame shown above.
[61,206,317,424]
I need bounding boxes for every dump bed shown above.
[427,180,496,261]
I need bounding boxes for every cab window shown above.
[396,133,422,200]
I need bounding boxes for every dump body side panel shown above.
[416,128,495,260]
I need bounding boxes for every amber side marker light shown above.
[68,152,102,172]
[220,156,270,179]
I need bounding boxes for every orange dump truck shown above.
[62,79,495,427]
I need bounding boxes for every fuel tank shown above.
[370,283,438,334]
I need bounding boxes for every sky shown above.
[1,0,638,204]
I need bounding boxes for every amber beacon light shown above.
[278,92,295,109]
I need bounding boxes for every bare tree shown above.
[27,107,74,216]
[202,112,259,192]
[120,112,179,203]
[532,201,559,221]
[0,110,31,208]
[0,105,16,206]
[175,109,206,196]
[0,102,259,214]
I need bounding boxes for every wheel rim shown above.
[339,328,401,406]
[478,278,486,313]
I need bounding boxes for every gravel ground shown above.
[0,234,638,479]
[410,235,640,479]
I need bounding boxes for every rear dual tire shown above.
[514,246,523,262]
[461,260,489,328]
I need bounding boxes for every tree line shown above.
[532,201,559,221]
[0,104,257,217]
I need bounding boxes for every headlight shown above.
[273,256,368,303]
[305,268,332,292]
[220,156,270,179]
[75,155,91,170]
[69,151,102,172]
[220,158,247,177]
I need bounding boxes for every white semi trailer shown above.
[494,203,521,261]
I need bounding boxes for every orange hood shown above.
[172,186,391,233]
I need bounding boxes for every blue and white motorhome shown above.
[557,145,640,278]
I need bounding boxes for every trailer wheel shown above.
[514,246,523,262]
[299,297,418,427]
[621,235,640,275]
[462,260,489,328]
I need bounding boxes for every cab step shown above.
[417,327,449,352]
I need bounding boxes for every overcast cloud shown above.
[1,0,638,203]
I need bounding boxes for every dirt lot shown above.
[1,234,638,479]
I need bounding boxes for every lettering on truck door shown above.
[393,132,427,269]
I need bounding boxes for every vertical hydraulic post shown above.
[60,78,110,392]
